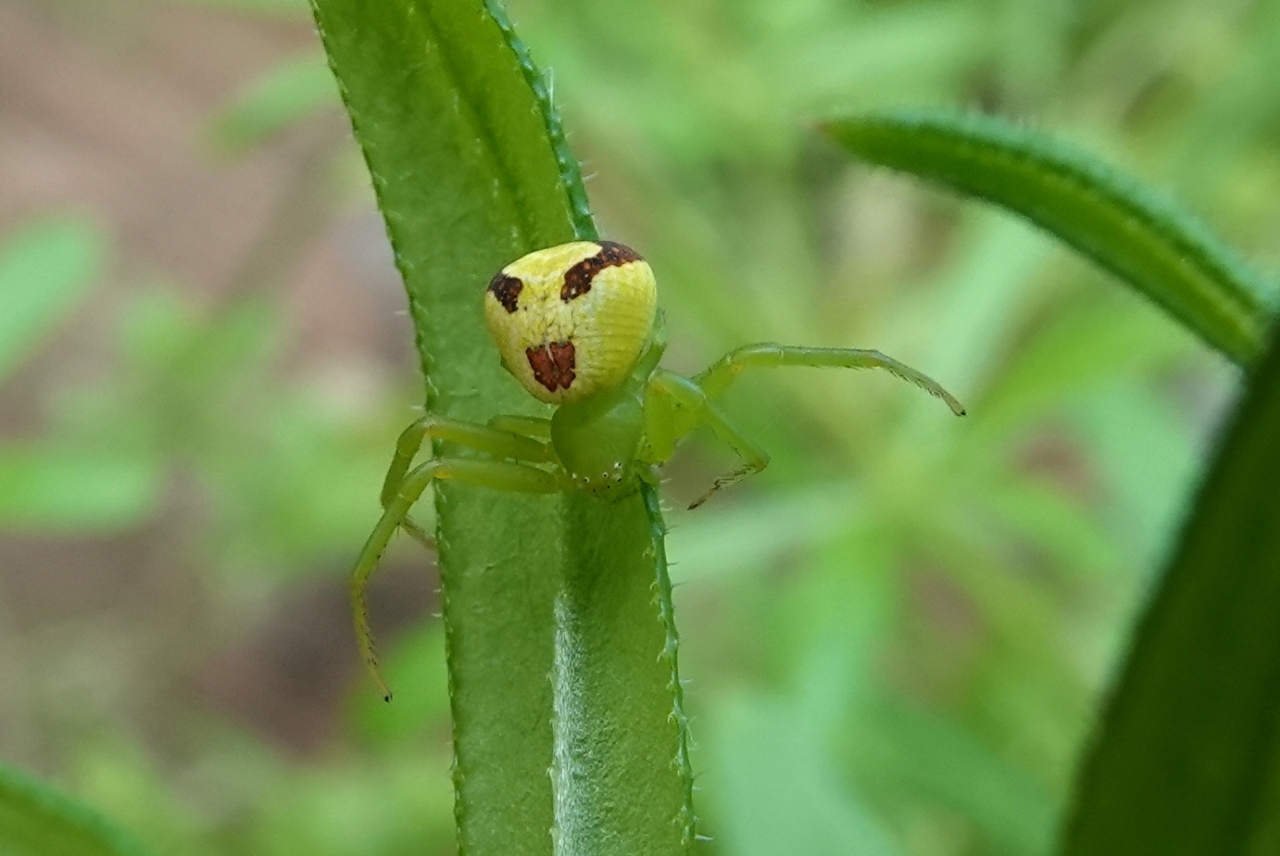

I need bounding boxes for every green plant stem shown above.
[308,0,694,851]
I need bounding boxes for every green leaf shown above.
[0,445,160,531]
[711,696,901,856]
[1060,323,1280,855]
[0,219,104,384]
[209,54,336,153]
[823,110,1275,366]
[0,762,150,856]
[850,697,1057,856]
[308,0,692,852]
[1074,382,1203,570]
[169,0,306,16]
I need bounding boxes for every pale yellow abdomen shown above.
[483,241,658,404]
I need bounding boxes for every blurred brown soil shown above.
[0,0,429,764]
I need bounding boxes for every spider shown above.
[352,240,964,698]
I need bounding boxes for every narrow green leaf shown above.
[849,697,1058,856]
[0,219,104,383]
[308,0,692,852]
[823,111,1275,366]
[0,445,160,530]
[1060,321,1280,855]
[208,54,335,153]
[170,0,306,15]
[0,762,150,856]
[711,697,900,856]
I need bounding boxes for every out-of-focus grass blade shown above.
[0,762,150,856]
[1074,382,1204,571]
[1061,322,1280,855]
[0,446,159,530]
[0,219,104,383]
[169,0,306,16]
[849,697,1057,856]
[308,0,692,852]
[711,697,901,856]
[823,111,1274,366]
[209,54,335,153]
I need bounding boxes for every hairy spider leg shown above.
[354,456,562,701]
[646,370,771,509]
[693,344,967,416]
[379,415,556,547]
[363,416,556,699]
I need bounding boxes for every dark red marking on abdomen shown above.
[560,241,642,302]
[527,341,577,391]
[488,273,523,313]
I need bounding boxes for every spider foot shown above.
[688,463,756,510]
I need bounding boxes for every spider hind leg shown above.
[378,415,555,549]
[357,418,559,700]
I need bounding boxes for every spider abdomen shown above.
[484,241,657,405]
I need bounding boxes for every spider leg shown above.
[487,414,553,441]
[647,370,770,509]
[693,344,966,416]
[354,457,562,701]
[380,415,555,548]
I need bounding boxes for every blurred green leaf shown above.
[981,478,1120,575]
[824,110,1275,365]
[0,219,104,384]
[0,761,150,856]
[308,0,692,851]
[0,445,159,530]
[665,484,857,582]
[168,0,306,16]
[978,289,1191,434]
[710,696,901,856]
[1061,324,1280,855]
[850,697,1057,856]
[1171,4,1280,201]
[1074,382,1204,571]
[212,399,397,575]
[210,55,336,153]
[249,760,454,856]
[785,2,990,107]
[909,213,1050,394]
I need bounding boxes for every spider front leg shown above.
[653,344,964,509]
[646,370,771,509]
[379,415,555,547]
[694,344,966,416]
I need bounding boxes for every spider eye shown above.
[483,241,658,405]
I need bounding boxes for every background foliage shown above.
[2,0,1278,854]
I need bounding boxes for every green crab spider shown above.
[352,239,965,699]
